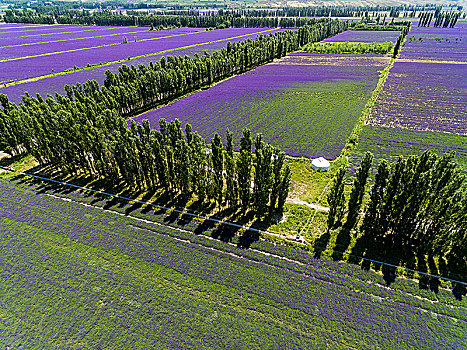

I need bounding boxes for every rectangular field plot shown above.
[323,30,400,43]
[400,24,467,62]
[350,125,467,172]
[1,178,466,349]
[133,53,390,159]
[367,61,467,135]
[0,28,287,103]
[0,27,277,85]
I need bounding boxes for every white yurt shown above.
[311,157,330,172]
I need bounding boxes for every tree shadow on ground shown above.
[313,231,332,259]
[331,227,352,262]
[238,229,260,249]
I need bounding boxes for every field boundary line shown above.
[1,166,466,287]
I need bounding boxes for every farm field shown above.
[400,21,467,62]
[133,53,390,159]
[356,20,467,172]
[1,177,466,349]
[0,26,281,85]
[322,30,400,42]
[0,26,289,103]
[350,125,467,172]
[367,61,467,134]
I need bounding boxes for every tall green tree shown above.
[225,129,238,207]
[327,164,347,232]
[237,129,252,212]
[344,151,373,233]
[211,133,224,206]
[361,159,390,238]
[277,165,291,213]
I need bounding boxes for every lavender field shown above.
[1,178,465,349]
[322,30,400,42]
[400,23,467,62]
[133,53,390,159]
[367,61,467,135]
[0,28,285,101]
[0,27,279,85]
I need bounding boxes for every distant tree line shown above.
[0,21,347,215]
[327,151,467,262]
[3,9,348,29]
[4,2,453,18]
[300,41,394,54]
[418,12,460,28]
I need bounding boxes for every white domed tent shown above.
[311,157,330,172]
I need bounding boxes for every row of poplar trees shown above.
[0,21,347,215]
[3,9,344,29]
[327,151,467,260]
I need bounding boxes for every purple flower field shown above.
[0,27,279,85]
[133,54,390,159]
[368,61,467,135]
[1,178,466,349]
[0,28,286,102]
[323,30,400,43]
[400,25,467,62]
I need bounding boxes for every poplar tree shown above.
[344,152,373,233]
[237,129,252,212]
[277,165,291,213]
[327,164,347,232]
[270,149,285,214]
[225,129,238,207]
[211,133,224,206]
[361,159,390,238]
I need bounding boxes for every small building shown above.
[311,157,330,172]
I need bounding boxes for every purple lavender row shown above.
[323,30,400,43]
[0,28,277,84]
[132,54,388,159]
[0,28,285,102]
[368,61,467,134]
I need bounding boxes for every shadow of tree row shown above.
[315,224,467,301]
[10,170,467,301]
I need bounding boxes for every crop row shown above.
[24,177,467,308]
[400,24,467,62]
[322,30,401,43]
